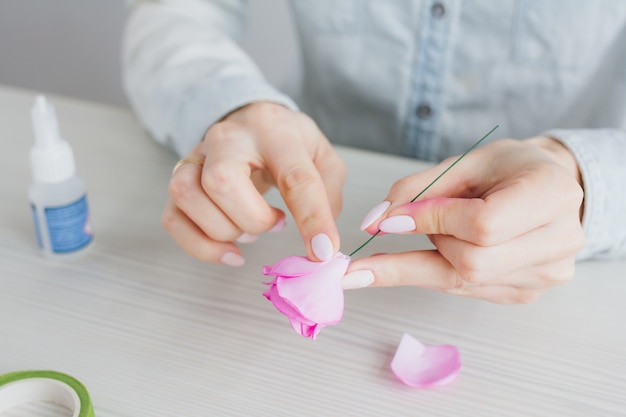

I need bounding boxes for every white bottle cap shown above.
[30,95,76,183]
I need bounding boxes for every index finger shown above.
[265,136,340,261]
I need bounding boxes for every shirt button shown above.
[416,103,432,119]
[431,2,446,18]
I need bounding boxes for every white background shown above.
[0,0,299,106]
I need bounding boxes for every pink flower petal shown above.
[276,253,350,324]
[262,252,351,339]
[391,333,461,388]
[289,319,323,339]
[262,255,322,277]
[263,285,314,327]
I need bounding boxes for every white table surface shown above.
[1,85,625,417]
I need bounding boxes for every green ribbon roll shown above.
[0,370,94,416]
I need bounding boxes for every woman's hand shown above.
[163,102,346,265]
[344,137,585,303]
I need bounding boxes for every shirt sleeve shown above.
[545,129,626,261]
[122,0,298,157]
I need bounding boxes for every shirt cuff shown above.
[545,129,626,260]
[172,76,298,157]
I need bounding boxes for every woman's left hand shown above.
[343,137,585,304]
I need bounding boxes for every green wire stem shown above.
[349,124,499,257]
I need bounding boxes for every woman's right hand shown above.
[162,102,346,266]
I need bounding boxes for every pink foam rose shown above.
[263,252,351,339]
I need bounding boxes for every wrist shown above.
[526,136,582,187]
[223,101,292,123]
[527,136,584,221]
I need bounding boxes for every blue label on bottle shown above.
[44,195,93,253]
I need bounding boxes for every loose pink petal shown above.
[391,333,461,388]
[277,253,350,324]
[262,255,321,277]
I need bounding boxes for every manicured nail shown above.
[236,232,258,243]
[342,270,375,289]
[220,251,245,267]
[269,217,287,233]
[360,201,391,230]
[379,215,416,233]
[311,233,334,261]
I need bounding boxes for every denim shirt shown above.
[123,0,626,260]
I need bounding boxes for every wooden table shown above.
[1,85,625,416]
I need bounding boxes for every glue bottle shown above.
[28,95,93,256]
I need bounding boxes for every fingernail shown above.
[342,270,375,289]
[236,232,258,243]
[360,201,391,230]
[220,251,245,267]
[379,215,416,233]
[269,217,287,233]
[311,233,334,261]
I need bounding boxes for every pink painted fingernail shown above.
[220,251,245,267]
[236,232,258,243]
[360,201,391,230]
[342,270,375,289]
[269,217,287,233]
[311,233,334,261]
[379,215,416,233]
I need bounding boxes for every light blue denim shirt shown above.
[123,0,626,260]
